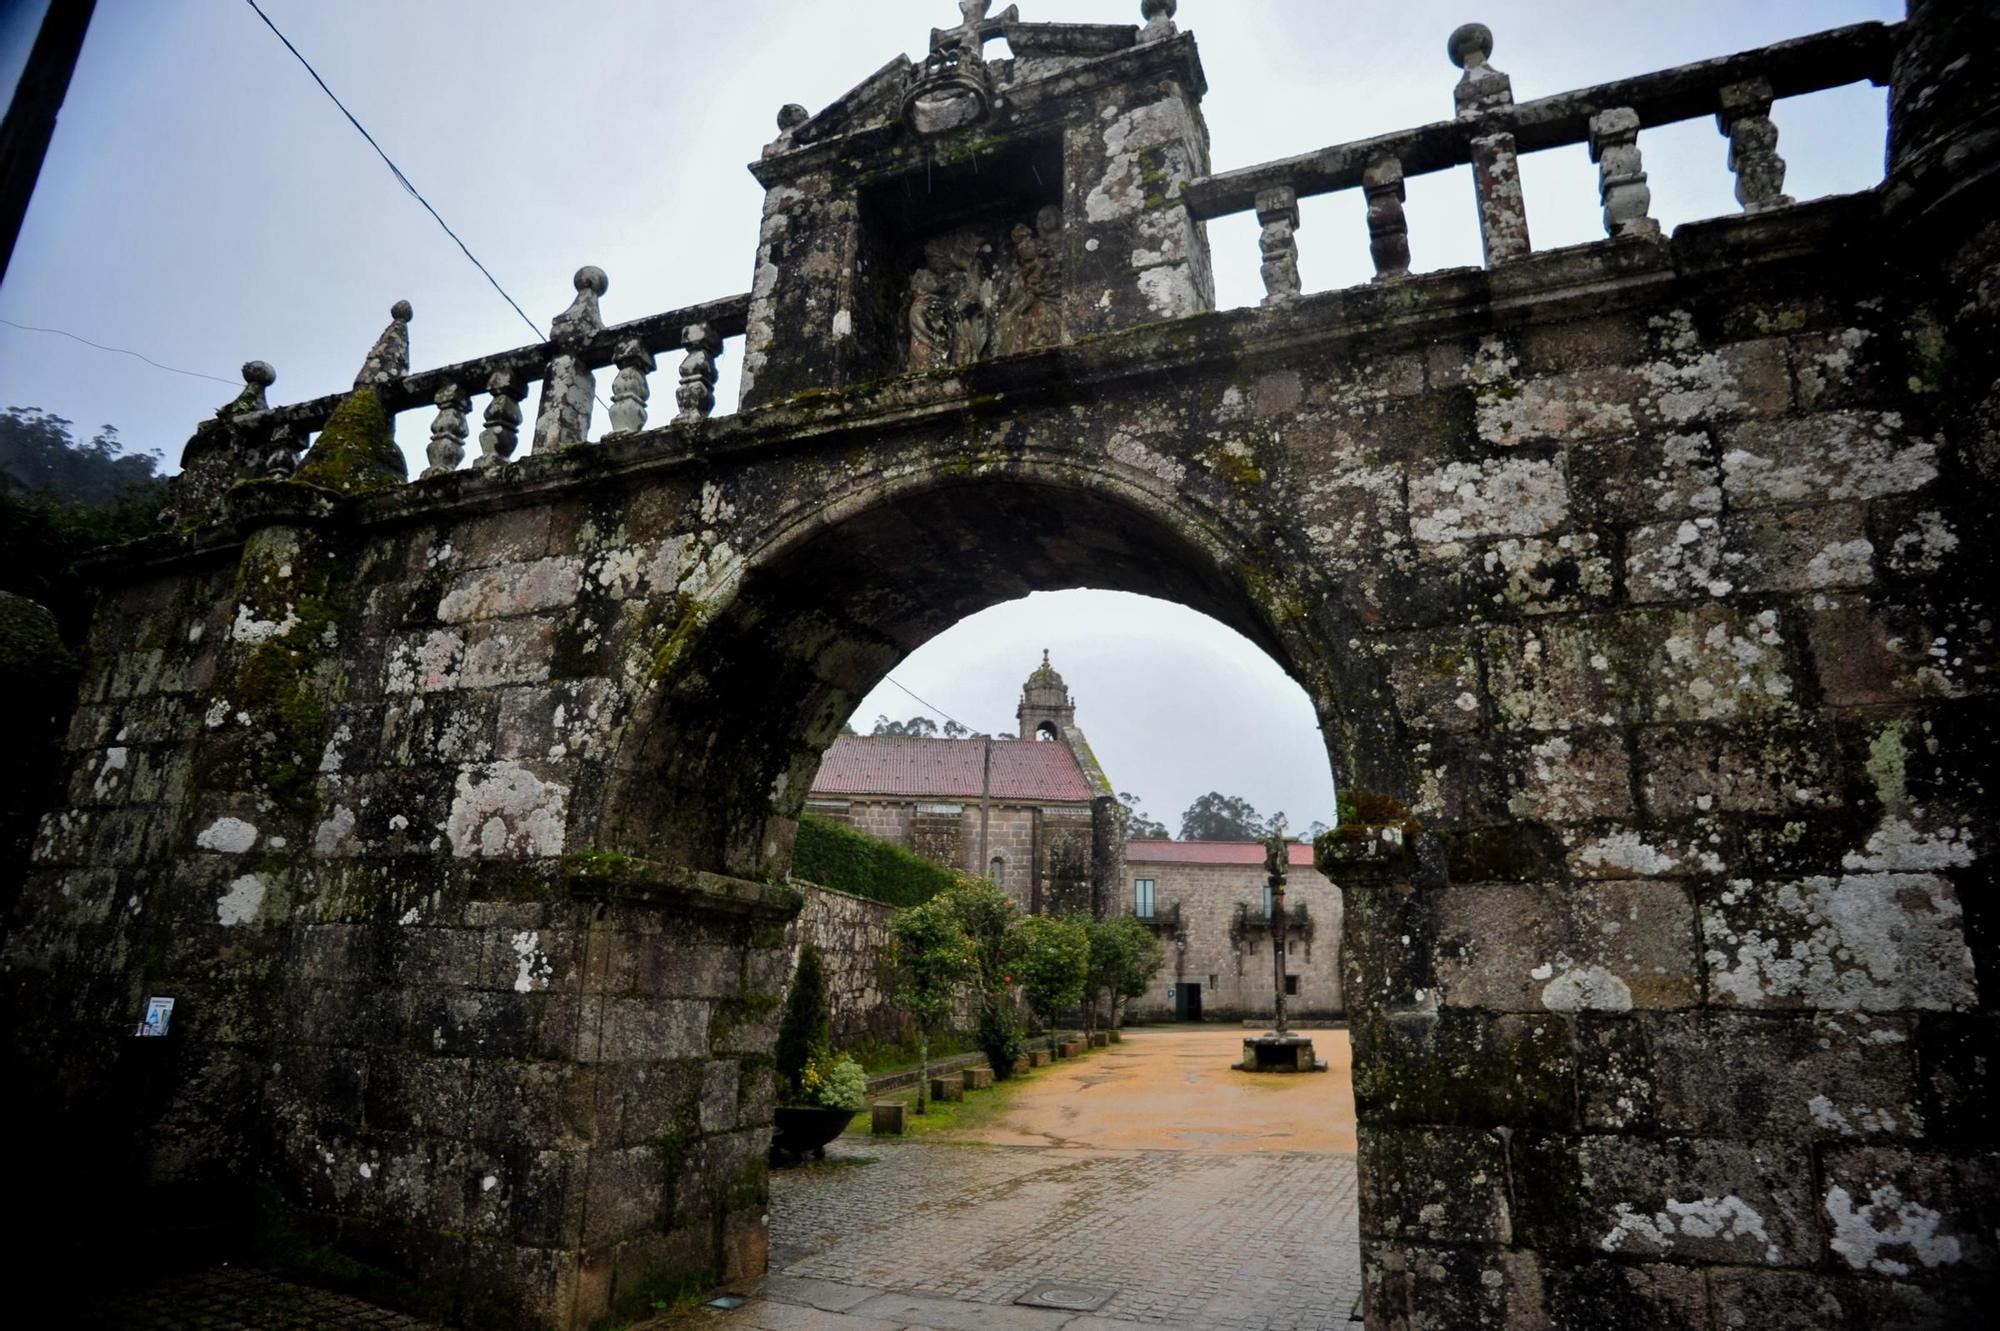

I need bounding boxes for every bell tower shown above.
[1017,648,1077,741]
[737,1,1211,408]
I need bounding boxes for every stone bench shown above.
[1027,1048,1052,1068]
[1058,1039,1087,1058]
[871,1101,906,1135]
[928,1073,965,1103]
[1089,1031,1110,1048]
[964,1065,994,1091]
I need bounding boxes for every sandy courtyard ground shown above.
[931,1024,1357,1153]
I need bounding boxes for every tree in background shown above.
[868,714,970,738]
[1119,790,1170,840]
[939,875,1026,1077]
[1086,915,1165,1033]
[1178,791,1269,841]
[1013,914,1089,1056]
[888,897,977,1112]
[0,407,164,643]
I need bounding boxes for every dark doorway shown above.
[1176,981,1203,1022]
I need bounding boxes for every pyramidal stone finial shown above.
[354,300,413,389]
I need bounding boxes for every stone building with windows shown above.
[1120,839,1344,1023]
[806,652,1124,914]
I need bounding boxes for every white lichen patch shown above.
[196,816,259,855]
[511,930,553,993]
[215,873,267,927]
[1106,431,1186,489]
[1723,412,1940,506]
[1842,817,1975,872]
[447,762,569,860]
[1825,1184,1962,1275]
[1887,509,1958,576]
[1085,99,1191,223]
[1705,873,1976,1010]
[229,604,301,646]
[92,747,130,798]
[314,804,358,857]
[385,629,464,694]
[1654,607,1793,722]
[1601,1195,1780,1264]
[437,556,582,624]
[1574,831,1693,878]
[1411,458,1568,545]
[1541,965,1634,1012]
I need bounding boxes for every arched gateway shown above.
[6,4,1996,1327]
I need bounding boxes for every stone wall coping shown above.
[864,1050,989,1096]
[792,878,908,913]
[564,852,804,920]
[84,189,1873,587]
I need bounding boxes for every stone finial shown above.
[1363,156,1411,279]
[675,323,724,425]
[549,266,608,349]
[1255,184,1302,305]
[608,339,657,435]
[777,104,809,133]
[230,360,276,415]
[1589,106,1660,239]
[1140,0,1178,42]
[422,383,471,479]
[1717,78,1793,212]
[474,369,522,468]
[1449,22,1513,117]
[354,300,413,389]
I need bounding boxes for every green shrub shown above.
[977,994,1026,1078]
[775,943,830,1102]
[795,1051,868,1111]
[792,813,961,907]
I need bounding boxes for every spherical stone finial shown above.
[777,103,809,131]
[242,360,276,388]
[389,299,414,322]
[1141,0,1178,19]
[573,265,609,296]
[1448,23,1493,70]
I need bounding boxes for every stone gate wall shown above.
[788,883,907,1049]
[2,6,1995,1330]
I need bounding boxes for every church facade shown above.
[808,654,1344,1024]
[805,653,1125,916]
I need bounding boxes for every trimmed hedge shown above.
[792,813,960,908]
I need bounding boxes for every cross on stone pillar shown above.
[1255,184,1302,305]
[1363,156,1411,279]
[1589,106,1660,239]
[1717,78,1793,212]
[1450,23,1532,265]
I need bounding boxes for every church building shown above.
[806,653,1125,915]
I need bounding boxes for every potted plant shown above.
[772,943,868,1160]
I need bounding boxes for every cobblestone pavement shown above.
[88,1265,440,1329]
[754,1137,1363,1330]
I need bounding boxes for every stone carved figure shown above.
[1264,825,1289,889]
[907,268,955,372]
[996,205,1063,354]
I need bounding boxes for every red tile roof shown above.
[810,737,1095,803]
[1126,839,1316,866]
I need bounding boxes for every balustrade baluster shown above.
[1256,184,1302,305]
[1450,23,1531,265]
[675,323,724,424]
[476,370,523,468]
[423,383,471,478]
[1718,78,1793,212]
[1363,156,1411,279]
[1589,106,1660,239]
[608,339,655,434]
[533,266,608,452]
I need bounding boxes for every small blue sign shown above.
[137,995,174,1038]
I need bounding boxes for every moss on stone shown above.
[291,386,406,495]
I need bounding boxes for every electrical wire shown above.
[880,674,979,736]
[240,0,547,346]
[0,317,244,387]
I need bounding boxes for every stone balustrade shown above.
[1183,20,1895,299]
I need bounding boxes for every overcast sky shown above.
[2,0,1899,831]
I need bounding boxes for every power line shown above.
[0,317,243,387]
[881,674,979,735]
[240,0,547,346]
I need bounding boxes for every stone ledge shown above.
[562,852,803,921]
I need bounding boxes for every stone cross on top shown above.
[931,0,1019,60]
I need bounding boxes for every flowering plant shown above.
[793,1051,868,1111]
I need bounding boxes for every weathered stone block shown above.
[1708,1268,1982,1331]
[1028,1048,1052,1067]
[1819,1146,1997,1279]
[1410,455,1570,547]
[1702,875,1977,1011]
[1567,429,1722,525]
[871,1100,906,1135]
[1639,724,1841,817]
[1647,1011,1922,1140]
[437,556,584,624]
[928,1074,964,1103]
[964,1065,994,1090]
[1543,1260,1712,1331]
[1351,1007,1576,1130]
[1506,729,1634,824]
[1358,1127,1512,1244]
[1722,410,1940,508]
[1515,1133,1818,1266]
[1434,881,1698,1013]
[1361,1241,1541,1331]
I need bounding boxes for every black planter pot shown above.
[771,1104,859,1161]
